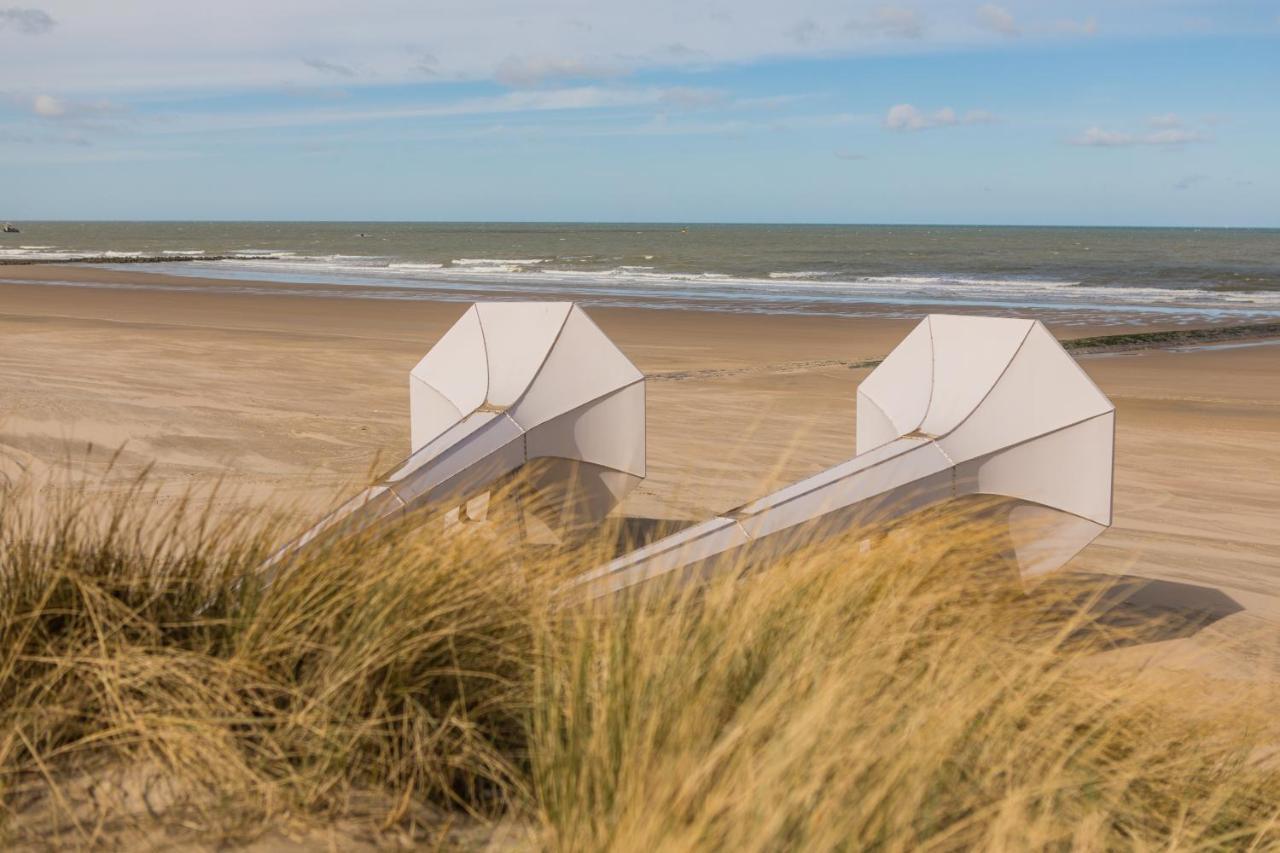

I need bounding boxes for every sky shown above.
[0,1,1277,225]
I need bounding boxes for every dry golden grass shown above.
[2,475,1279,850]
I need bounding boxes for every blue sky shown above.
[1,1,1277,225]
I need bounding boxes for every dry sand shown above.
[3,264,1279,676]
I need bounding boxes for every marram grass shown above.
[1,477,1278,849]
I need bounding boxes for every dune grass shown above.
[2,477,1279,849]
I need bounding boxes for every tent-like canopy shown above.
[572,314,1114,597]
[269,302,645,565]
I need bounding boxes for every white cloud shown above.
[884,103,994,131]
[32,93,63,116]
[1069,125,1207,147]
[1147,113,1182,128]
[849,5,925,38]
[976,3,1019,36]
[5,92,121,120]
[0,6,54,34]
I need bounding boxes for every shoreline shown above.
[4,263,1279,331]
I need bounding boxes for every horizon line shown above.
[6,219,1279,231]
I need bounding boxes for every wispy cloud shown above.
[848,5,925,39]
[494,56,626,87]
[0,6,54,34]
[145,86,735,136]
[976,3,1019,36]
[1147,113,1183,129]
[786,18,820,45]
[0,127,89,146]
[0,1,1252,98]
[657,86,728,109]
[303,58,357,78]
[1068,124,1207,147]
[884,103,994,131]
[411,51,439,76]
[1052,16,1098,36]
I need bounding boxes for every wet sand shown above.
[3,264,1279,675]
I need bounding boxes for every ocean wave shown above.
[452,257,548,266]
[769,270,831,279]
[9,241,1279,317]
[185,254,1280,307]
[388,262,445,271]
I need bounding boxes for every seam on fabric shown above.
[575,305,644,382]
[1052,321,1117,414]
[939,319,1035,440]
[961,408,1112,461]
[932,438,956,466]
[471,305,492,407]
[522,378,645,473]
[410,374,465,418]
[504,303,575,413]
[734,436,940,516]
[856,389,900,449]
[576,519,733,582]
[921,316,937,433]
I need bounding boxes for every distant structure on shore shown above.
[2,223,19,233]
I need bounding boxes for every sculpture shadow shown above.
[608,516,697,557]
[1030,573,1244,651]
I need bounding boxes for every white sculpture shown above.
[268,302,645,566]
[573,314,1115,597]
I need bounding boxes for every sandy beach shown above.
[3,263,1279,674]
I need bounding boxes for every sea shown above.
[3,222,1279,324]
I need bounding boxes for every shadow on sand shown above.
[1035,573,1243,651]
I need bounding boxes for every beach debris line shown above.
[0,252,275,265]
[264,301,645,575]
[572,314,1116,598]
[1062,323,1280,355]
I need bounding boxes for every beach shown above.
[3,263,1279,665]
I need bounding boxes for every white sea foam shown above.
[388,262,445,271]
[452,257,548,266]
[769,270,830,279]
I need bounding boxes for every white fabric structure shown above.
[574,315,1114,597]
[271,302,645,563]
